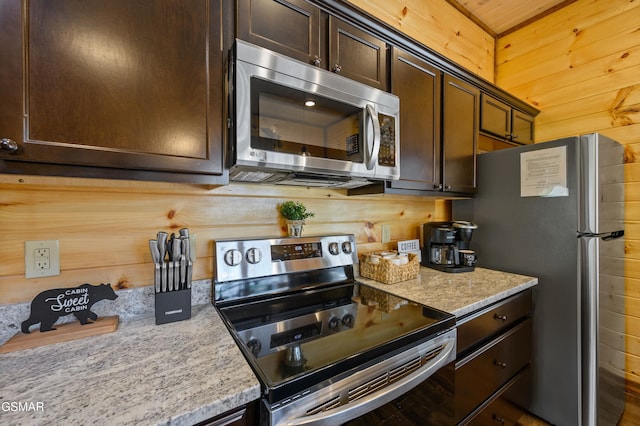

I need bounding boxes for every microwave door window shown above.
[250,78,364,163]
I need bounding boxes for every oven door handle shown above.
[282,336,456,426]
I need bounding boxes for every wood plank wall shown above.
[347,0,495,81]
[0,175,451,304]
[495,0,640,422]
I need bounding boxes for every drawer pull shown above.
[492,414,506,424]
[494,313,508,321]
[494,360,507,368]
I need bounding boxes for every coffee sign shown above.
[21,283,118,333]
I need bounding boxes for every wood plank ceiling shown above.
[446,0,577,36]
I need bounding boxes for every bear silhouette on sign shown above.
[21,283,118,333]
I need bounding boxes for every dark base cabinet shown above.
[455,290,533,425]
[464,368,532,426]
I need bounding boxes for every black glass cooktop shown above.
[217,282,454,404]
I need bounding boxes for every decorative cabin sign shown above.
[21,283,118,333]
[0,283,120,354]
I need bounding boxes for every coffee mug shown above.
[459,249,477,267]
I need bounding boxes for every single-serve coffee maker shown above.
[421,221,478,273]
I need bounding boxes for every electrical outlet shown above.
[25,240,60,279]
[381,224,391,243]
[34,248,50,270]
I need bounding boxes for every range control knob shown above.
[224,249,243,266]
[342,313,355,328]
[341,241,353,254]
[246,339,262,357]
[328,242,340,256]
[245,247,262,264]
[328,317,340,330]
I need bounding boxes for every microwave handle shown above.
[364,104,380,170]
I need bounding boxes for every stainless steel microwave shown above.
[228,39,400,189]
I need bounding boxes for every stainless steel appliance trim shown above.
[580,234,597,426]
[214,235,358,283]
[233,39,400,182]
[270,329,456,426]
[579,134,598,235]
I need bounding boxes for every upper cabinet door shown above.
[236,0,321,65]
[0,0,224,180]
[480,93,535,146]
[442,75,479,194]
[480,94,511,140]
[328,17,388,91]
[390,48,441,191]
[511,110,535,145]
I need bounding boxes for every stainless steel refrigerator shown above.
[454,133,626,425]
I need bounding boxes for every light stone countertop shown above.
[358,266,538,317]
[0,303,260,426]
[0,268,536,426]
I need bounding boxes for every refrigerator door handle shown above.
[577,230,624,241]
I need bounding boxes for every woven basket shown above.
[359,252,420,284]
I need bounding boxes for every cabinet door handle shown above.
[444,185,452,190]
[494,313,508,321]
[312,55,322,67]
[332,64,342,73]
[492,414,506,424]
[494,360,507,368]
[433,184,443,190]
[511,134,519,140]
[1,138,18,153]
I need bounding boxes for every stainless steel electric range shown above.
[213,234,456,425]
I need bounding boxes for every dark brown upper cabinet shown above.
[442,75,479,194]
[0,0,226,183]
[480,94,535,145]
[350,51,477,197]
[327,16,388,91]
[236,0,321,65]
[388,48,441,191]
[236,0,388,90]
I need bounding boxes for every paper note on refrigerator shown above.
[520,146,569,197]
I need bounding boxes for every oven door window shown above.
[250,77,365,163]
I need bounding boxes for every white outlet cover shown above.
[25,240,60,279]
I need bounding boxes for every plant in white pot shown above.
[279,201,315,237]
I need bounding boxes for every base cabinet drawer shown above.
[455,318,532,423]
[457,289,532,356]
[463,367,531,426]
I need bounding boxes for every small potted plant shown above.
[279,201,315,237]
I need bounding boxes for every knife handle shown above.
[160,263,167,292]
[173,260,181,291]
[149,240,162,293]
[157,232,168,258]
[186,260,193,289]
[154,264,161,293]
[167,262,174,291]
